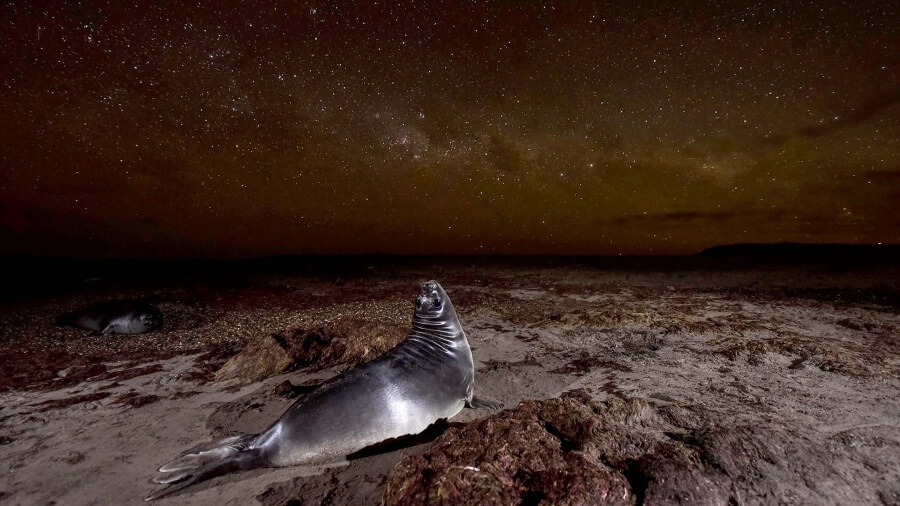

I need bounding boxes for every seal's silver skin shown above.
[146,281,499,501]
[56,300,163,335]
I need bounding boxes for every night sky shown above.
[1,1,898,257]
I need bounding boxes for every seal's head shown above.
[138,306,164,330]
[415,280,455,320]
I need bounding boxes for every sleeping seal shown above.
[55,300,163,335]
[146,281,500,500]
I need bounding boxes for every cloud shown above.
[601,210,788,227]
[757,85,900,147]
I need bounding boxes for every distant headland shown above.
[696,243,899,258]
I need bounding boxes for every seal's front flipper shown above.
[466,396,504,411]
[100,324,115,335]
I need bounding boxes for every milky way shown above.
[1,1,898,256]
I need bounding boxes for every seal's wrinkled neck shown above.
[411,281,463,345]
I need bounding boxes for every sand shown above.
[0,258,898,505]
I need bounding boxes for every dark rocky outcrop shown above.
[384,391,874,505]
[214,317,406,382]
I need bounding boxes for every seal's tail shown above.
[145,434,264,501]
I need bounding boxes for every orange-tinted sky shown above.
[1,1,898,257]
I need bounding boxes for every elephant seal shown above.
[146,281,500,501]
[55,300,163,335]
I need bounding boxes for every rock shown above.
[270,379,320,399]
[836,318,863,331]
[632,443,730,506]
[214,335,294,382]
[384,392,871,505]
[113,393,161,409]
[788,357,808,370]
[53,451,85,465]
[384,392,662,505]
[214,317,406,382]
[272,380,298,398]
[384,395,632,506]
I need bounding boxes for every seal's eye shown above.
[432,297,442,309]
[416,296,423,309]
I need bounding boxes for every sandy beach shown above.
[1,257,898,505]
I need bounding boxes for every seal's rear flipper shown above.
[146,434,263,501]
[145,450,263,501]
[157,434,255,474]
[466,397,504,411]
